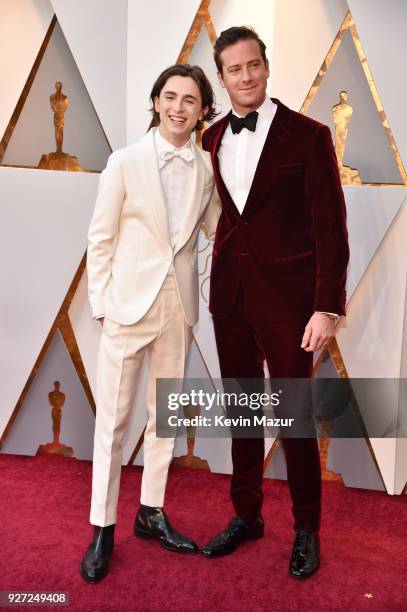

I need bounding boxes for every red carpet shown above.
[1,453,406,611]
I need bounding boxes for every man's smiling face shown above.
[154,75,207,147]
[218,38,269,116]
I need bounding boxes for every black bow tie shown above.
[230,110,259,134]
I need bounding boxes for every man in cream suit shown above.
[80,64,220,583]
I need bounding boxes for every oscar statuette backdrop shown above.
[0,0,406,496]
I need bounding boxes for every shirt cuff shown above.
[316,311,339,321]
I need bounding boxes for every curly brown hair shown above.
[149,64,218,131]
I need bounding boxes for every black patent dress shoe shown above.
[289,529,320,579]
[134,505,198,554]
[201,516,264,558]
[80,524,115,583]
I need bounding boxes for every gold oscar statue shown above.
[37,381,74,456]
[171,403,209,470]
[38,82,82,171]
[332,91,361,185]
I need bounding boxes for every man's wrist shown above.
[316,311,338,321]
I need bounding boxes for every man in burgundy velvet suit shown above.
[200,27,349,578]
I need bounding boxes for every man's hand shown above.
[98,317,104,327]
[301,312,335,352]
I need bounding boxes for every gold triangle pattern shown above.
[0,11,118,448]
[313,339,387,490]
[1,3,395,492]
[177,0,217,63]
[0,254,95,450]
[300,11,407,187]
[0,16,56,163]
[0,15,112,171]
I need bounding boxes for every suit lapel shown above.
[211,100,292,218]
[137,129,170,245]
[211,112,241,217]
[241,99,291,218]
[173,142,204,255]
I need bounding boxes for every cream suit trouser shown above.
[90,275,191,527]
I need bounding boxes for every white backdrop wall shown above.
[0,0,54,142]
[0,0,406,494]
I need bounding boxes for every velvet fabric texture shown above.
[213,284,321,530]
[202,99,349,532]
[202,99,350,322]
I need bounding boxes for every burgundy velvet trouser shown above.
[212,284,321,533]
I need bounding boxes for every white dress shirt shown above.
[154,127,195,275]
[217,97,338,320]
[219,96,277,214]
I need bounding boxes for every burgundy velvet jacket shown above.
[202,98,350,322]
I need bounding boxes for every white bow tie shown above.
[159,148,194,168]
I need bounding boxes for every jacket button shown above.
[240,252,248,256]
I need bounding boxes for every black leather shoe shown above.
[134,505,198,554]
[289,530,320,579]
[80,525,115,583]
[201,516,264,558]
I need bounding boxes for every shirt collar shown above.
[154,126,193,156]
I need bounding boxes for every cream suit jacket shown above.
[87,128,221,326]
